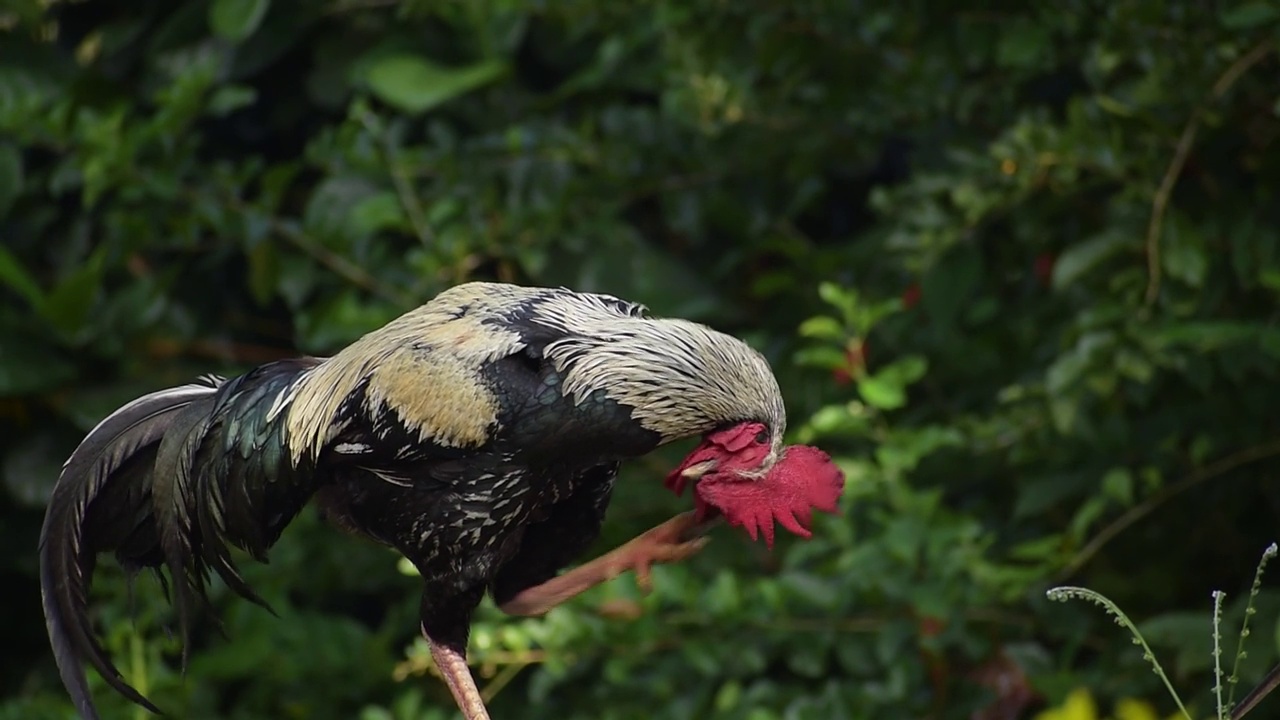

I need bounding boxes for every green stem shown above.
[1047,586,1193,720]
[130,629,149,720]
[1228,543,1279,715]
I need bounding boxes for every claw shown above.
[498,514,711,618]
[616,514,710,594]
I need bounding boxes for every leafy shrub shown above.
[3,1,1280,719]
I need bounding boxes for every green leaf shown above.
[996,21,1050,68]
[40,248,108,340]
[1162,214,1207,287]
[1052,231,1131,290]
[0,142,21,218]
[246,240,278,306]
[855,298,906,334]
[1101,467,1134,505]
[817,281,851,309]
[1153,321,1263,350]
[0,339,76,395]
[1010,534,1065,562]
[426,197,462,228]
[858,375,906,410]
[209,0,270,42]
[538,230,723,321]
[1221,3,1279,28]
[797,315,845,341]
[806,404,870,438]
[303,176,381,245]
[878,355,929,387]
[895,425,962,462]
[1014,473,1092,519]
[1261,330,1280,360]
[921,245,981,328]
[794,346,847,369]
[295,289,400,352]
[362,55,506,115]
[1139,612,1213,672]
[0,245,43,308]
[1048,394,1079,434]
[714,680,743,712]
[2,432,64,505]
[208,85,258,116]
[349,191,407,237]
[1260,267,1280,293]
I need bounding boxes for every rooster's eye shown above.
[755,429,769,444]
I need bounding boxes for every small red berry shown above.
[919,615,945,638]
[1033,253,1055,286]
[902,283,922,309]
[847,341,866,369]
[832,341,866,386]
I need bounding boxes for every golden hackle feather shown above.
[281,283,529,463]
[279,281,787,461]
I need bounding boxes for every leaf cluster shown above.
[3,1,1280,719]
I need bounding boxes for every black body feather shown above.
[39,283,784,718]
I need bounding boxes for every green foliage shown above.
[1046,542,1280,720]
[3,1,1280,719]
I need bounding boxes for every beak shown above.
[680,459,717,480]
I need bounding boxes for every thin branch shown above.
[480,662,530,703]
[270,216,416,307]
[1144,40,1273,307]
[145,337,294,365]
[207,188,415,307]
[357,107,436,252]
[1058,438,1280,580]
[394,649,554,682]
[323,0,399,15]
[1234,663,1280,720]
[1212,42,1274,97]
[1143,120,1200,306]
[620,170,725,204]
[658,612,887,634]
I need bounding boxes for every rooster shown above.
[39,281,843,720]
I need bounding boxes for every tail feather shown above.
[39,377,223,720]
[150,396,220,673]
[40,359,326,718]
[147,388,280,672]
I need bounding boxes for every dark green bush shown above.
[3,1,1280,718]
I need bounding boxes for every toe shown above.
[633,559,654,593]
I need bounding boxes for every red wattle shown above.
[688,445,844,548]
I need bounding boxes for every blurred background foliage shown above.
[2,0,1280,718]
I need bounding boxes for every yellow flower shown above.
[1034,688,1099,720]
[1113,698,1159,720]
[1034,689,1186,720]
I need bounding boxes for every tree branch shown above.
[357,107,436,252]
[1058,437,1280,580]
[1144,41,1273,307]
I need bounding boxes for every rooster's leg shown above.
[499,511,711,617]
[420,586,490,720]
[424,630,490,720]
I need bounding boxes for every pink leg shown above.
[425,631,490,720]
[499,512,710,617]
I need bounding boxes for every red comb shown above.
[687,445,844,548]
